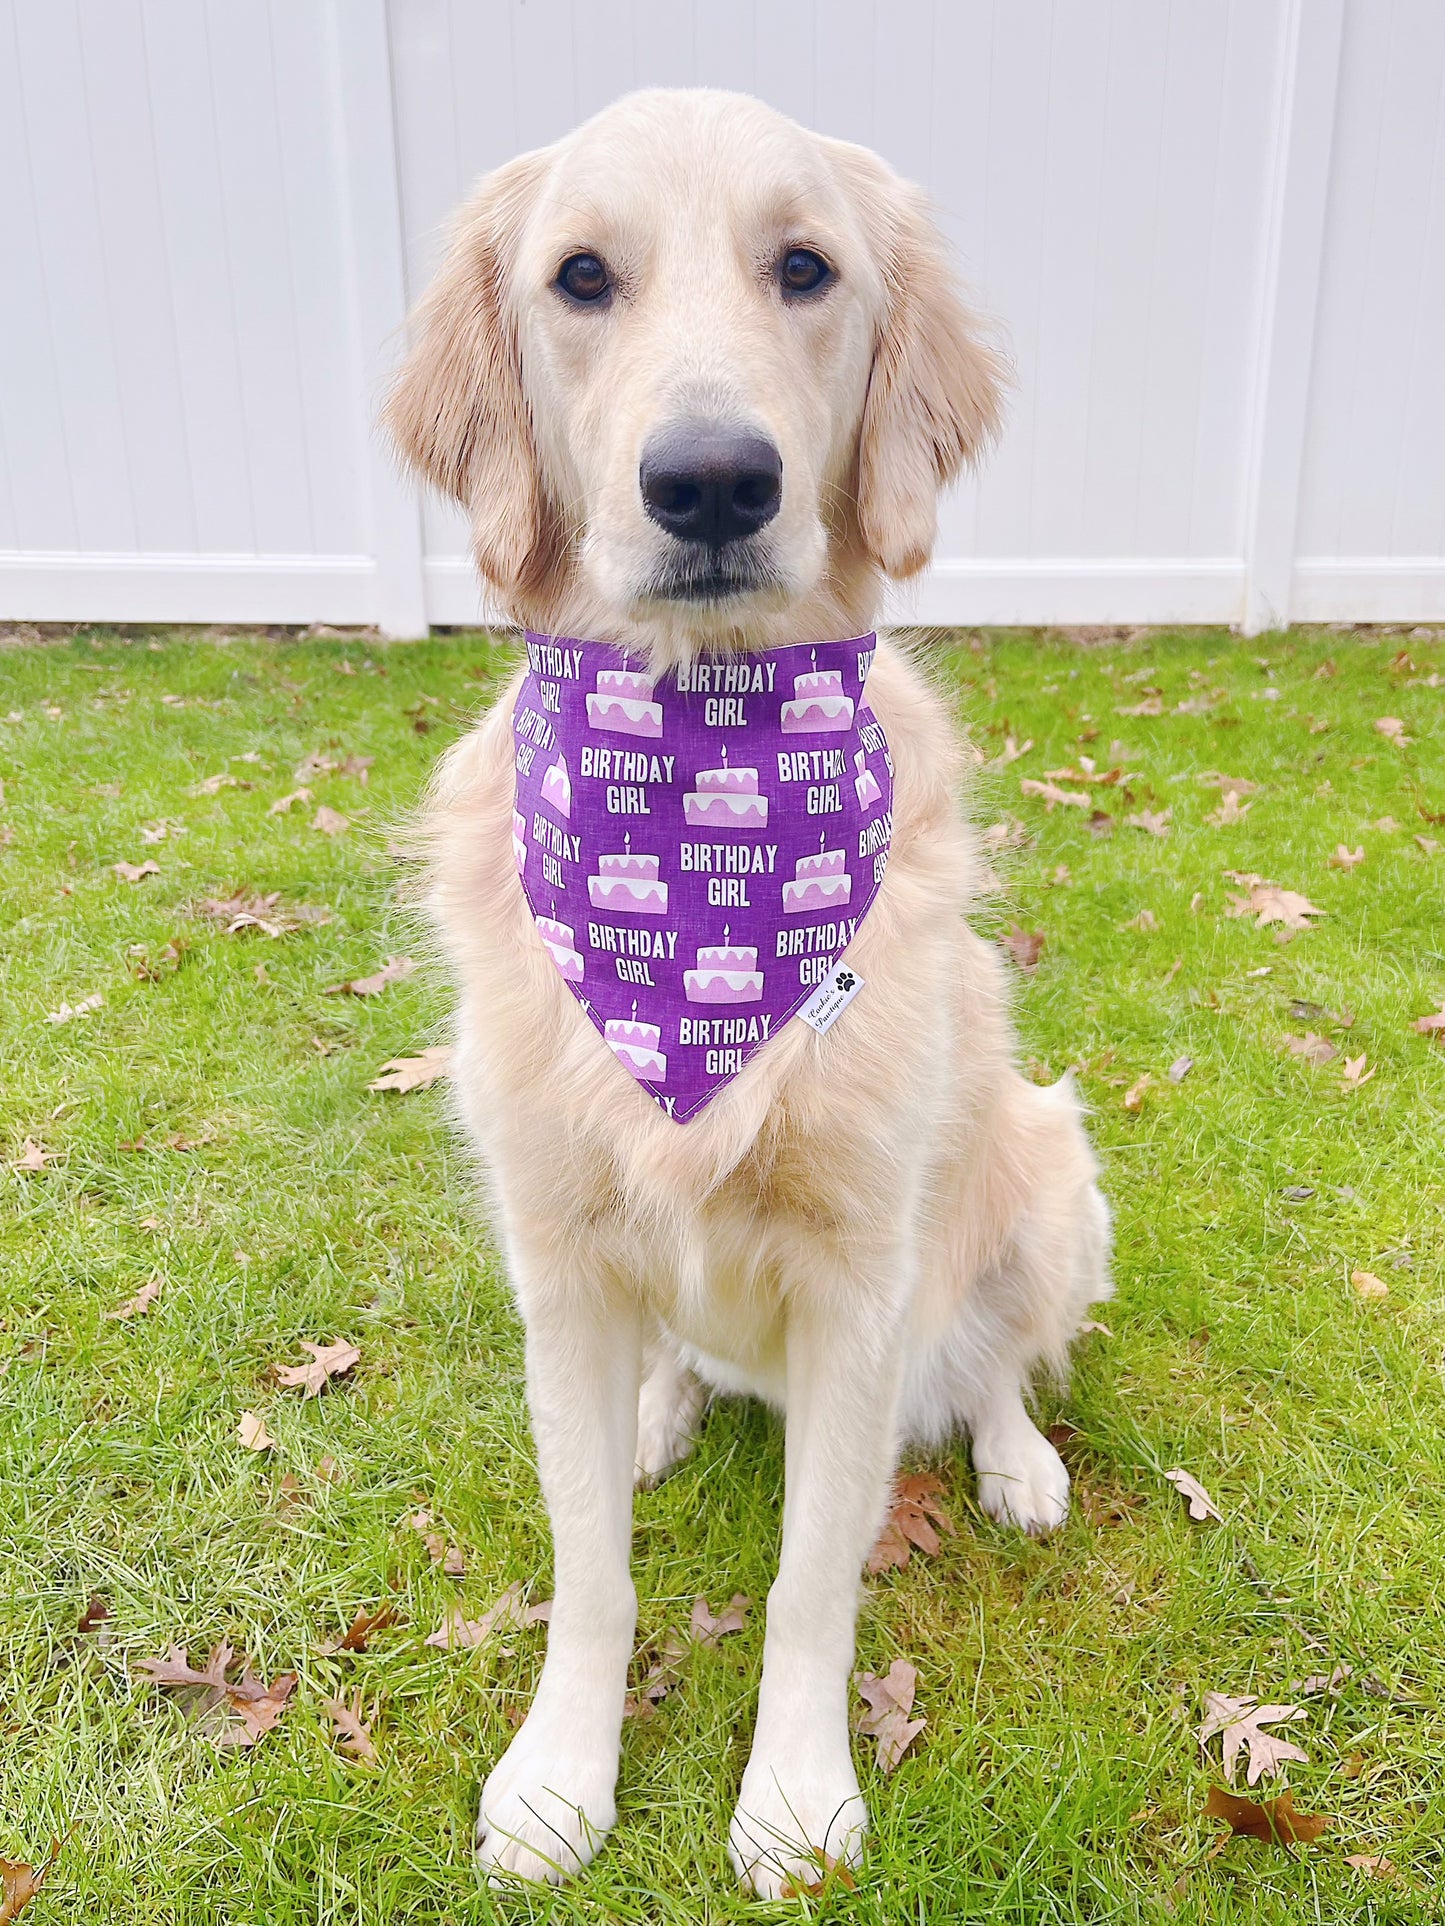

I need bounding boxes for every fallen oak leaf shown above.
[854,1659,925,1773]
[368,1045,452,1093]
[1341,1053,1374,1089]
[690,1593,750,1647]
[1020,777,1091,811]
[780,1855,859,1899]
[424,1583,550,1650]
[1373,716,1409,745]
[1206,791,1252,826]
[1411,1003,1445,1041]
[273,1339,359,1398]
[1223,874,1325,932]
[312,805,349,837]
[868,1472,954,1573]
[105,1276,161,1319]
[11,1139,48,1174]
[321,1691,378,1763]
[45,992,103,1024]
[1168,1056,1194,1083]
[0,1838,63,1923]
[215,1667,297,1747]
[134,1640,234,1695]
[1203,1785,1328,1846]
[318,1603,397,1656]
[1126,808,1172,838]
[1285,1033,1338,1066]
[999,924,1044,973]
[1164,1467,1222,1522]
[1328,844,1365,870]
[237,1411,277,1452]
[1199,1693,1308,1785]
[1350,1269,1388,1300]
[77,1595,111,1634]
[405,1509,466,1577]
[323,956,415,998]
[114,859,160,883]
[267,786,312,815]
[1344,1853,1396,1879]
[1122,1072,1152,1112]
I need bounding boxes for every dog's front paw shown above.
[976,1425,1070,1537]
[728,1739,867,1898]
[475,1717,617,1886]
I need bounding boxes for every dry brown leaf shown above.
[368,1045,452,1093]
[105,1276,161,1320]
[134,1641,234,1693]
[1079,1318,1114,1337]
[1126,808,1172,838]
[690,1593,750,1647]
[995,734,1033,764]
[267,787,312,815]
[1199,1693,1308,1785]
[779,1856,858,1898]
[999,924,1044,973]
[1168,1056,1194,1082]
[1198,772,1259,793]
[1125,908,1158,931]
[406,1509,466,1577]
[1285,1033,1338,1066]
[193,772,249,795]
[46,992,103,1024]
[215,1668,297,1748]
[1340,1054,1374,1089]
[1123,1073,1152,1112]
[1164,1467,1222,1522]
[1416,835,1440,855]
[312,805,349,837]
[1203,1785,1328,1845]
[624,1629,692,1719]
[1344,1853,1396,1879]
[273,1339,360,1398]
[1328,844,1365,870]
[323,956,415,998]
[1206,791,1252,826]
[1020,777,1091,812]
[1117,694,1164,717]
[238,1410,277,1451]
[318,1603,397,1656]
[1223,873,1325,931]
[867,1472,955,1573]
[1043,760,1137,787]
[1350,1269,1388,1300]
[77,1595,111,1634]
[981,815,1029,850]
[855,1659,925,1773]
[11,1139,48,1174]
[1411,1003,1445,1040]
[321,1691,378,1763]
[424,1583,551,1650]
[0,1839,62,1923]
[114,859,160,883]
[1373,716,1409,744]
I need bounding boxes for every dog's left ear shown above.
[832,144,1010,579]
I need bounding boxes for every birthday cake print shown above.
[782,833,853,914]
[781,651,856,733]
[541,752,572,818]
[682,746,768,829]
[513,633,891,1122]
[587,834,669,915]
[853,748,882,810]
[684,929,765,1004]
[606,1005,667,1081]
[537,915,584,982]
[586,665,664,739]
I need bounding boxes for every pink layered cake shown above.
[541,753,572,819]
[586,667,663,739]
[536,915,584,982]
[781,665,855,734]
[682,760,768,829]
[512,808,527,876]
[605,1013,667,1081]
[587,847,668,915]
[782,845,853,914]
[853,748,882,810]
[684,937,764,1004]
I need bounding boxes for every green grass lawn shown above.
[2,622,1443,1924]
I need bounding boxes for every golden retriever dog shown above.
[386,87,1111,1896]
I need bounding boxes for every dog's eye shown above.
[777,248,833,297]
[556,253,611,305]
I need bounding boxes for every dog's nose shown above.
[639,427,782,548]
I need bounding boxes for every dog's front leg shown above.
[476,1267,641,1886]
[729,1250,909,1897]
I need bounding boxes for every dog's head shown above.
[386,89,1007,633]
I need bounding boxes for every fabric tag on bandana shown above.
[797,960,866,1034]
[512,631,893,1123]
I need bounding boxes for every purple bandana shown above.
[512,632,893,1122]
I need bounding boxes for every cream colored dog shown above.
[387,87,1110,1897]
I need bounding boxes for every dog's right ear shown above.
[384,149,554,598]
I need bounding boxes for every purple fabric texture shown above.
[512,632,894,1122]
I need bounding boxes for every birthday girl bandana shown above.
[512,632,893,1122]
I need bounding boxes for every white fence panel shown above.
[1,0,1443,632]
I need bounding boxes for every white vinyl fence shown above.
[2,0,1444,637]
